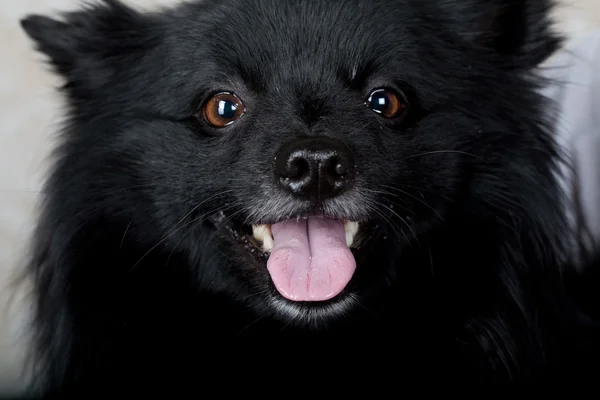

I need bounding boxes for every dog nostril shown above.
[332,157,349,177]
[286,157,310,179]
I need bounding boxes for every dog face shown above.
[21,0,560,326]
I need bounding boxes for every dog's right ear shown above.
[20,15,74,76]
[20,0,159,90]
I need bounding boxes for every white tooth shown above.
[344,221,359,248]
[253,224,274,252]
[346,231,354,247]
[344,220,359,236]
[252,224,268,243]
[263,232,274,252]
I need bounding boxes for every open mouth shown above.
[252,218,360,301]
[217,213,362,303]
[251,219,360,252]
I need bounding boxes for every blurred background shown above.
[0,0,599,394]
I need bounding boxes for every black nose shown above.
[274,136,355,201]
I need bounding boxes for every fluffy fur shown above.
[18,0,600,394]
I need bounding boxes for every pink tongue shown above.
[267,216,356,302]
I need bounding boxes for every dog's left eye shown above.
[366,88,407,119]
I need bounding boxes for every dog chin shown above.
[266,292,361,326]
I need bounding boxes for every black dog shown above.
[19,0,599,394]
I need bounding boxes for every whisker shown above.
[120,220,132,249]
[172,190,236,232]
[376,201,420,246]
[347,121,375,137]
[362,188,414,215]
[164,207,224,267]
[237,288,270,302]
[183,203,243,254]
[237,314,267,336]
[428,244,434,277]
[390,182,454,202]
[204,207,247,247]
[370,204,409,245]
[380,184,444,222]
[280,318,294,332]
[353,297,373,314]
[406,150,483,161]
[128,192,235,272]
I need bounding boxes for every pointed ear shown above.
[20,0,160,90]
[446,0,562,68]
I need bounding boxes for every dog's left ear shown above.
[445,0,562,68]
[20,0,159,92]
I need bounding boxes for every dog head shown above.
[21,0,562,326]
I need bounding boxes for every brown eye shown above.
[202,92,246,127]
[366,88,407,118]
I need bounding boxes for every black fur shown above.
[18,0,600,394]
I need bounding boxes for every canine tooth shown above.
[252,224,268,242]
[263,233,274,252]
[344,220,359,247]
[252,224,274,252]
[344,220,359,236]
[346,231,354,247]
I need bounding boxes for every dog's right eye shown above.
[366,88,408,119]
[200,92,246,128]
